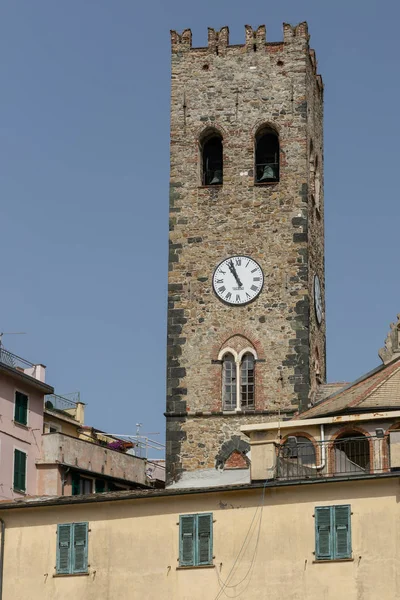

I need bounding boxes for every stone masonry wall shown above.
[166,23,325,483]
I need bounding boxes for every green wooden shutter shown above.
[72,522,88,573]
[71,472,80,496]
[196,513,213,565]
[95,479,105,493]
[15,392,28,426]
[57,524,72,574]
[179,515,196,566]
[13,450,26,492]
[334,505,351,559]
[315,506,332,560]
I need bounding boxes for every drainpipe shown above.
[0,518,5,600]
[313,424,326,470]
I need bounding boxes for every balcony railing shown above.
[0,346,46,382]
[275,435,387,481]
[0,347,35,370]
[45,393,78,413]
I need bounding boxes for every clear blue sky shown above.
[1,0,400,451]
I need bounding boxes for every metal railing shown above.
[45,393,78,413]
[0,347,35,371]
[275,435,387,481]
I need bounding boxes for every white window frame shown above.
[219,347,257,412]
[44,421,62,434]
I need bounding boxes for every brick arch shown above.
[251,119,281,138]
[328,425,374,476]
[280,430,321,465]
[211,327,265,361]
[215,435,250,470]
[194,122,228,144]
[382,423,400,473]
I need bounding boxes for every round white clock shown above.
[213,256,264,305]
[314,274,323,325]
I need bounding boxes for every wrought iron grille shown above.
[0,347,35,370]
[275,435,387,481]
[45,393,78,413]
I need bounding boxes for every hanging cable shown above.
[213,481,268,600]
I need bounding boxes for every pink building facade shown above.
[0,348,53,500]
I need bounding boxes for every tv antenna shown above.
[0,332,26,348]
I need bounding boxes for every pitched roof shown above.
[299,357,400,419]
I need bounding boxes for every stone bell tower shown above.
[166,22,325,484]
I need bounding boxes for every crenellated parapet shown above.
[170,28,192,52]
[283,21,309,42]
[244,24,266,50]
[171,21,311,53]
[207,26,229,55]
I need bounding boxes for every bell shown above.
[259,164,275,182]
[210,169,223,185]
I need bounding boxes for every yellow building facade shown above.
[0,475,399,599]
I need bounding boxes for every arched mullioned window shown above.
[220,348,257,411]
[222,353,236,411]
[255,126,280,183]
[240,353,255,408]
[201,131,223,186]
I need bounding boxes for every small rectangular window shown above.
[13,449,27,492]
[179,513,213,567]
[315,505,351,560]
[14,392,28,426]
[56,522,89,574]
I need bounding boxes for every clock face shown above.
[314,274,323,325]
[213,256,264,305]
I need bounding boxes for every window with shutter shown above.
[57,524,72,574]
[179,515,195,566]
[197,513,213,565]
[13,449,27,492]
[71,472,81,496]
[179,513,213,567]
[56,523,88,574]
[72,522,88,573]
[315,506,332,560]
[334,505,351,559]
[14,392,28,426]
[315,505,351,561]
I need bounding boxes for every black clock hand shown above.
[228,260,243,288]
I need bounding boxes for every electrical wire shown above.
[213,481,267,600]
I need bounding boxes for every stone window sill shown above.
[198,185,222,190]
[13,488,26,495]
[313,558,353,564]
[177,564,215,570]
[254,181,279,186]
[53,572,90,578]
[13,421,29,430]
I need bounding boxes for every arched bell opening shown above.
[255,126,280,183]
[201,131,223,186]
